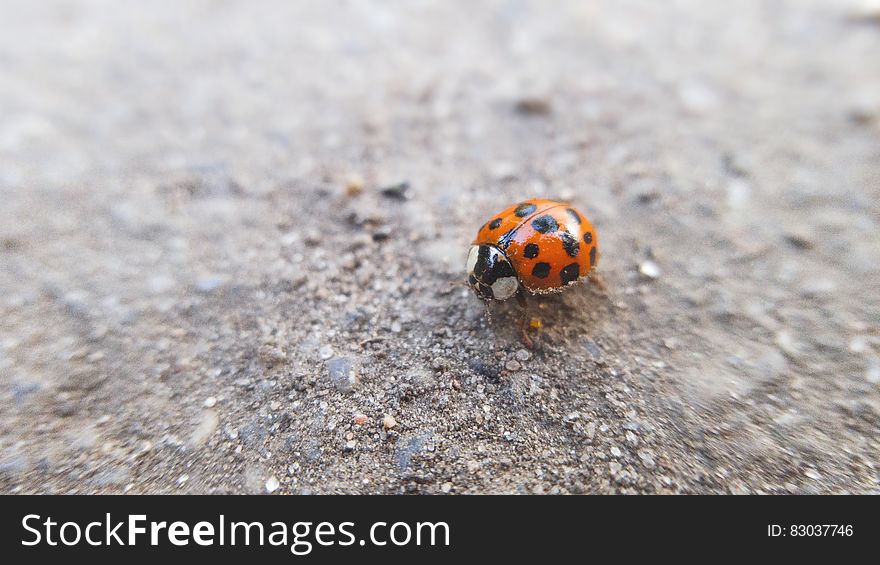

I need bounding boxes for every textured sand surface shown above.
[1,0,878,493]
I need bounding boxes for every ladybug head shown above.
[466,244,519,301]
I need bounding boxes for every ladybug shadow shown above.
[486,281,613,348]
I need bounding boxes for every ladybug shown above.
[466,199,601,303]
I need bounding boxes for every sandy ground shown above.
[1,0,879,494]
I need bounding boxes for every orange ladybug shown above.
[466,199,600,301]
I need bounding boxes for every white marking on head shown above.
[491,276,519,300]
[466,246,479,275]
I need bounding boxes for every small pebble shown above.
[383,414,397,430]
[678,80,719,114]
[775,331,798,356]
[259,344,287,366]
[849,336,867,353]
[379,181,411,200]
[354,413,368,426]
[195,277,223,293]
[610,446,622,458]
[319,345,334,360]
[515,349,531,362]
[280,230,300,247]
[639,260,661,279]
[441,482,452,493]
[326,357,358,391]
[515,97,552,115]
[866,358,880,384]
[188,410,219,447]
[203,396,217,408]
[726,177,751,209]
[505,359,521,371]
[344,440,356,452]
[584,421,596,439]
[345,175,364,196]
[265,476,280,493]
[784,232,814,250]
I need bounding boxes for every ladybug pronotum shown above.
[466,199,600,301]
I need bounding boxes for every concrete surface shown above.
[1,0,879,494]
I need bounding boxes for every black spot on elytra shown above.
[523,243,539,259]
[514,203,537,217]
[560,232,580,257]
[589,246,597,267]
[583,232,593,244]
[489,218,502,230]
[560,262,580,284]
[532,262,551,279]
[532,215,558,234]
[566,208,581,225]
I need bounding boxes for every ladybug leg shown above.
[516,291,534,349]
[588,271,608,293]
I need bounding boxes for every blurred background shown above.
[0,0,878,494]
